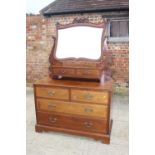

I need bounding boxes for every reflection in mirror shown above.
[56,26,103,59]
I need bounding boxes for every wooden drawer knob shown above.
[84,122,93,128]
[48,117,57,123]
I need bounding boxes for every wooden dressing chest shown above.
[34,77,113,144]
[33,18,114,144]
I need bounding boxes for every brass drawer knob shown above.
[48,90,56,96]
[48,104,56,109]
[48,117,57,123]
[84,93,93,100]
[84,122,93,128]
[84,108,93,113]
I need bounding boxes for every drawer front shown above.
[37,112,108,133]
[71,90,109,104]
[76,69,100,77]
[37,98,108,119]
[53,68,75,75]
[35,87,69,100]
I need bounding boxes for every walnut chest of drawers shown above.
[33,77,113,144]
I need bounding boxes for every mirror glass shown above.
[56,26,103,59]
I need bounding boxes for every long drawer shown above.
[37,98,108,119]
[35,86,69,100]
[71,89,109,104]
[37,112,108,134]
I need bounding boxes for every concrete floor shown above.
[26,87,129,155]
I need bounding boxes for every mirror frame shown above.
[55,21,105,60]
[49,18,108,63]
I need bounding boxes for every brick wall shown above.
[26,14,129,95]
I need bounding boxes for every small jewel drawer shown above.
[76,69,100,77]
[52,68,75,75]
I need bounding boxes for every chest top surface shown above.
[34,77,113,91]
